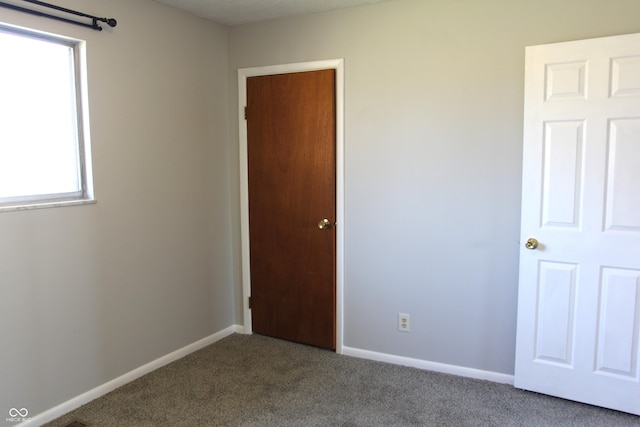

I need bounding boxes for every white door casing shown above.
[237,59,345,353]
[515,33,640,415]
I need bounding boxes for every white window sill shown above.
[0,198,96,213]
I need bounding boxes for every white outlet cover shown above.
[398,313,410,332]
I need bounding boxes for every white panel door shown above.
[515,32,640,415]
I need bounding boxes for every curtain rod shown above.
[0,0,116,31]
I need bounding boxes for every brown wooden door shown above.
[247,69,336,350]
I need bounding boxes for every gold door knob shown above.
[525,238,539,250]
[318,219,333,230]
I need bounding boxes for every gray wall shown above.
[0,0,233,419]
[3,0,640,421]
[227,0,640,375]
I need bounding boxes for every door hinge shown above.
[248,296,252,309]
[244,106,247,120]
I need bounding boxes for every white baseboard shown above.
[22,325,243,426]
[342,346,514,385]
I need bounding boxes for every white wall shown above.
[0,0,232,419]
[227,0,640,375]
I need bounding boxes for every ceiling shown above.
[154,0,393,26]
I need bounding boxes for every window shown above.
[0,24,93,211]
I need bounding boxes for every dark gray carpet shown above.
[45,334,640,426]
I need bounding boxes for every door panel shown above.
[247,70,336,350]
[596,268,640,378]
[515,32,640,415]
[535,261,577,366]
[606,119,640,230]
[541,120,584,227]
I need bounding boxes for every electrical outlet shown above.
[398,313,410,332]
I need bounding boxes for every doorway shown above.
[514,32,640,415]
[238,59,345,353]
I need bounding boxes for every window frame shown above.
[0,23,94,212]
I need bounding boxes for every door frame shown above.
[237,59,345,354]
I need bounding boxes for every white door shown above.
[515,32,640,415]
